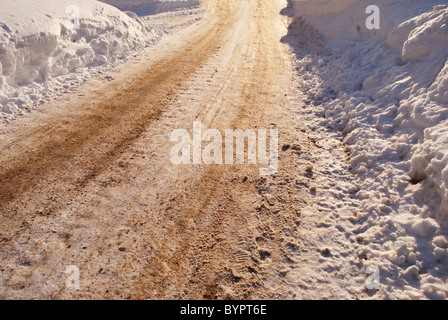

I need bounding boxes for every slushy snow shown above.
[289,0,448,299]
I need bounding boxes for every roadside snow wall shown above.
[290,0,448,299]
[292,0,448,220]
[0,0,160,121]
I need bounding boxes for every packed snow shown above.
[1,0,448,300]
[289,0,448,298]
[0,0,201,123]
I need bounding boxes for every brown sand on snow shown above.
[0,0,325,299]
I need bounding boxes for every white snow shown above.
[0,0,201,123]
[289,0,448,299]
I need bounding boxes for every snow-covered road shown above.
[0,0,331,299]
[0,0,447,300]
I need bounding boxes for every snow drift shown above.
[289,0,448,299]
[0,0,165,121]
[292,0,448,219]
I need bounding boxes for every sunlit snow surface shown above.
[289,0,448,299]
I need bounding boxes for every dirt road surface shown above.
[0,0,341,299]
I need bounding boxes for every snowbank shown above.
[289,0,448,299]
[0,0,165,122]
[99,0,200,16]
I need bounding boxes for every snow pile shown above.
[99,0,200,16]
[0,0,165,122]
[290,0,448,299]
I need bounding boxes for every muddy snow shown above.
[0,0,447,300]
